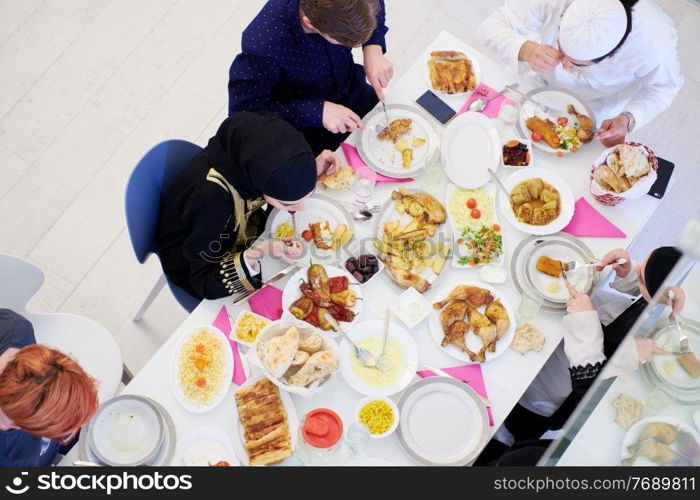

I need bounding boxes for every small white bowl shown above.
[501,137,533,168]
[229,310,270,347]
[355,397,400,439]
[391,287,432,329]
[344,254,385,287]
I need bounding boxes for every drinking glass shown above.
[344,422,371,457]
[352,166,377,203]
[421,150,445,190]
[516,290,544,325]
[499,103,518,127]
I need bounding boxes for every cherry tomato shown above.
[466,198,477,209]
[570,146,579,152]
[471,208,481,219]
[555,151,564,157]
[531,131,543,142]
[301,229,314,242]
[493,224,501,232]
[557,117,568,126]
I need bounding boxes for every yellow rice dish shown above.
[448,187,494,232]
[178,328,225,406]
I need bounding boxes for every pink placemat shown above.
[341,142,413,184]
[417,364,494,426]
[247,285,284,320]
[458,83,516,118]
[562,197,626,238]
[212,305,247,386]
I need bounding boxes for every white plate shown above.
[446,183,505,269]
[339,320,419,397]
[651,329,700,391]
[620,416,700,466]
[265,194,355,266]
[498,167,575,235]
[442,112,500,188]
[229,310,270,348]
[376,189,452,289]
[169,324,234,414]
[428,281,516,363]
[231,375,299,466]
[517,86,595,156]
[172,427,239,466]
[397,377,489,465]
[281,265,363,332]
[526,243,592,302]
[87,395,164,467]
[422,47,482,97]
[357,104,438,178]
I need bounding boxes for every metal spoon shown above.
[488,170,514,210]
[324,311,377,368]
[468,86,509,113]
[376,309,392,372]
[350,209,372,222]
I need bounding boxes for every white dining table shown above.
[65,30,671,467]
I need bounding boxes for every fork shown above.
[505,85,568,117]
[562,258,627,272]
[668,290,690,354]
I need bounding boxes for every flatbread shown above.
[510,323,545,354]
[256,326,299,378]
[612,393,644,429]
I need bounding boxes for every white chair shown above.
[0,253,124,401]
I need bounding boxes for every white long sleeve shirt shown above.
[477,0,683,130]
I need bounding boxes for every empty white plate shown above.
[442,112,500,188]
[397,377,489,465]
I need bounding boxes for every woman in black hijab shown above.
[476,245,685,465]
[157,112,338,300]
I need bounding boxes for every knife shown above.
[424,364,492,407]
[232,264,297,305]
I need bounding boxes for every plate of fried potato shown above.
[374,188,451,294]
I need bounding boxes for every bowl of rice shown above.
[170,325,233,413]
[355,397,400,439]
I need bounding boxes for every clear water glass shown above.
[516,290,544,325]
[344,422,371,457]
[499,103,518,127]
[421,150,445,190]
[352,166,377,203]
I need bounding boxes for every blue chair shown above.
[125,140,203,319]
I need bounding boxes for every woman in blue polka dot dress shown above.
[228,0,392,154]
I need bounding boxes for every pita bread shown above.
[612,393,644,429]
[288,351,339,387]
[257,326,299,378]
[318,166,355,190]
[510,324,545,354]
[618,144,650,178]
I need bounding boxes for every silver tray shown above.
[80,396,176,466]
[511,233,598,312]
[516,86,596,156]
[356,103,439,179]
[396,377,489,466]
[642,318,700,405]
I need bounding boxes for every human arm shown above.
[362,1,392,101]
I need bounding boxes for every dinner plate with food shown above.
[265,193,355,265]
[517,87,595,156]
[424,49,481,96]
[591,142,658,206]
[428,281,515,363]
[374,188,451,294]
[620,417,700,466]
[339,320,419,397]
[442,112,500,188]
[397,376,489,466]
[231,376,299,466]
[282,264,363,332]
[446,183,504,269]
[510,234,597,312]
[498,167,575,235]
[169,325,234,413]
[356,104,438,179]
[173,428,239,467]
[643,319,700,404]
[252,319,340,397]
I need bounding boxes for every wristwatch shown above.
[621,111,636,133]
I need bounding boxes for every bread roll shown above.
[288,351,339,387]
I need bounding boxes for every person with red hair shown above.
[0,309,99,466]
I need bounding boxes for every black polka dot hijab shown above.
[205,112,316,201]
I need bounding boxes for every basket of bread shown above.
[590,142,658,206]
[252,317,339,397]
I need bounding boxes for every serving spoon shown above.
[376,309,392,372]
[324,312,377,368]
[467,85,510,113]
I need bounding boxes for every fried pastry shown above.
[428,51,477,94]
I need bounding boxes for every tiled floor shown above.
[1,0,699,375]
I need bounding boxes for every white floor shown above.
[1,0,699,375]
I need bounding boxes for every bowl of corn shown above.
[355,397,399,439]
